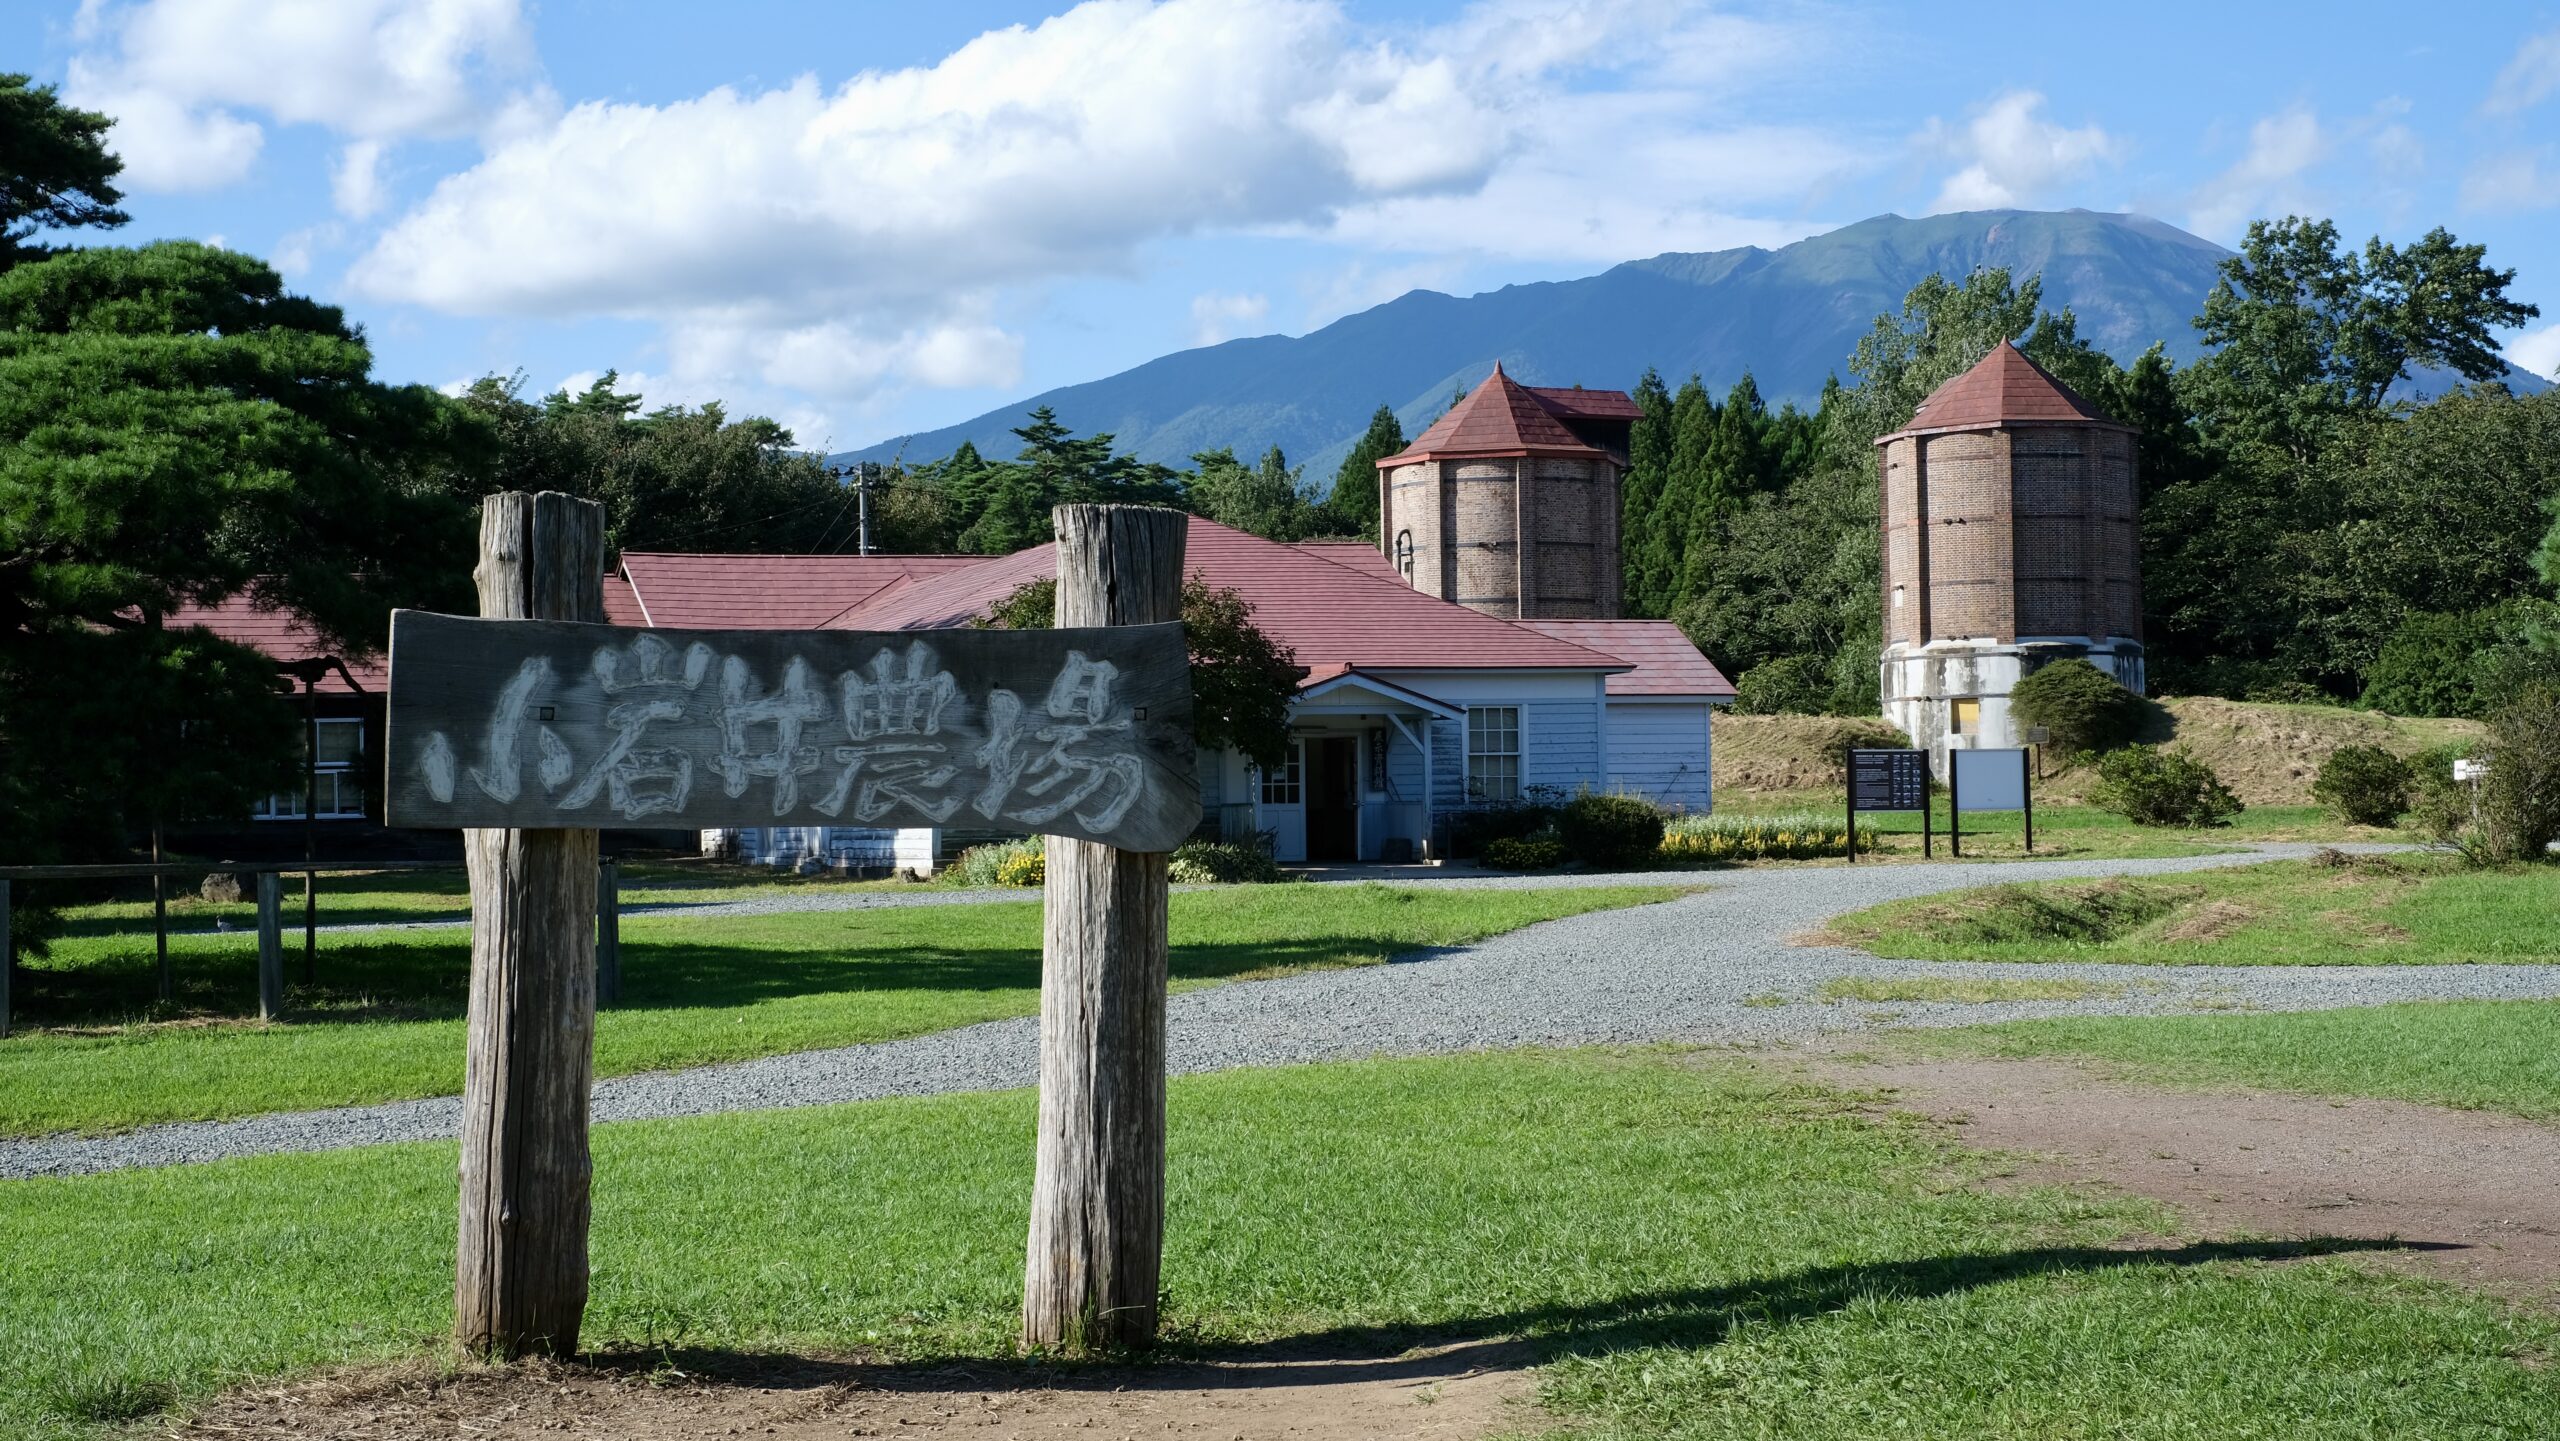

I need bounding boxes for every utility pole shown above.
[856,462,872,556]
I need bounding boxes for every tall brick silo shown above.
[1877,341,2142,764]
[1374,364,1632,619]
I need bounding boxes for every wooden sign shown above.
[383,610,1200,852]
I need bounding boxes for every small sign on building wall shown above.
[382,611,1201,852]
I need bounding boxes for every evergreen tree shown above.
[0,73,127,271]
[1620,369,1674,614]
[1645,375,1716,612]
[1325,403,1405,540]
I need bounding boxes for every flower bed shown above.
[1660,811,1851,863]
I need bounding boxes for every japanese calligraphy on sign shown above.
[383,610,1200,851]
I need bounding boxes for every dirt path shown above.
[168,1340,1537,1441]
[1784,1050,2560,1298]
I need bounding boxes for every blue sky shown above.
[11,0,2560,451]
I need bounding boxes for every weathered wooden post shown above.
[1022,504,1186,1353]
[1,877,13,1038]
[254,871,285,1021]
[596,859,621,1008]
[455,491,605,1358]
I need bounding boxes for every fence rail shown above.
[0,857,624,1038]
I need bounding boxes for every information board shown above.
[1951,748,2030,813]
[1849,748,1928,812]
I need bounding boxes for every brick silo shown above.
[1877,341,2142,765]
[1374,364,1631,619]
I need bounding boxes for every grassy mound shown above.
[1820,855,2560,966]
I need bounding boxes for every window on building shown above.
[1259,742,1303,806]
[255,717,368,820]
[1466,706,1521,801]
[1393,529,1415,581]
[1950,697,1981,737]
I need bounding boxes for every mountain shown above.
[839,209,2541,476]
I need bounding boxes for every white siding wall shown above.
[1523,699,1600,793]
[1605,702,1715,813]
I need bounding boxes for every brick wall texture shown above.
[1381,455,1623,619]
[1880,422,2140,647]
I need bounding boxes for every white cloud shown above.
[344,0,1844,434]
[67,0,543,193]
[2485,27,2560,115]
[2186,106,2326,240]
[2508,321,2560,381]
[1925,90,2118,212]
[332,139,389,219]
[2462,148,2560,212]
[1190,291,1271,346]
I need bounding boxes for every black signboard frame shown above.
[1844,746,1932,863]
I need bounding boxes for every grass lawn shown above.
[0,883,1688,1137]
[1713,793,2393,862]
[43,860,910,937]
[4,1050,2552,1440]
[1818,854,2560,966]
[1940,1000,2560,1121]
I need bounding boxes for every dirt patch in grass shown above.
[166,1340,1536,1441]
[1782,1049,2560,1299]
[2158,900,2260,943]
[1819,880,2191,950]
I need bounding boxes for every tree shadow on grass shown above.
[570,1236,2442,1401]
[7,928,1458,1032]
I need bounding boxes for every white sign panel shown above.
[1952,747,2030,813]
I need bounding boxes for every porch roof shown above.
[1295,667,1465,720]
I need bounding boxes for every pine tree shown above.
[1646,376,1716,615]
[1620,369,1674,615]
[1326,403,1405,540]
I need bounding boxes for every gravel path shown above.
[12,843,2557,1180]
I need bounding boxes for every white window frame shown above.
[1259,739,1305,806]
[255,717,368,821]
[1465,705,1522,802]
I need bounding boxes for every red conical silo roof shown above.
[1880,341,2131,441]
[1378,362,1609,465]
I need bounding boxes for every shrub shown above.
[2405,741,2482,846]
[2478,683,2560,863]
[2090,746,2244,827]
[1168,838,1283,885]
[1660,811,1851,862]
[2009,657,2143,758]
[2312,744,2414,827]
[1481,832,1568,870]
[943,836,1044,887]
[1557,793,1665,868]
[1732,654,1832,715]
[1446,799,1560,858]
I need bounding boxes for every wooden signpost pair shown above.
[400,492,1197,1357]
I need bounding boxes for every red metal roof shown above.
[167,596,386,693]
[1292,539,1400,580]
[1880,341,2129,439]
[832,516,1628,675]
[617,552,987,629]
[1517,620,1736,699]
[602,574,647,626]
[1525,386,1644,421]
[1378,363,1614,466]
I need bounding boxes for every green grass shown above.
[1820,855,2560,966]
[44,860,908,937]
[1943,1000,2560,1120]
[1715,792,2389,862]
[4,1051,2551,1440]
[1815,975,2152,1005]
[0,883,1689,1136]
